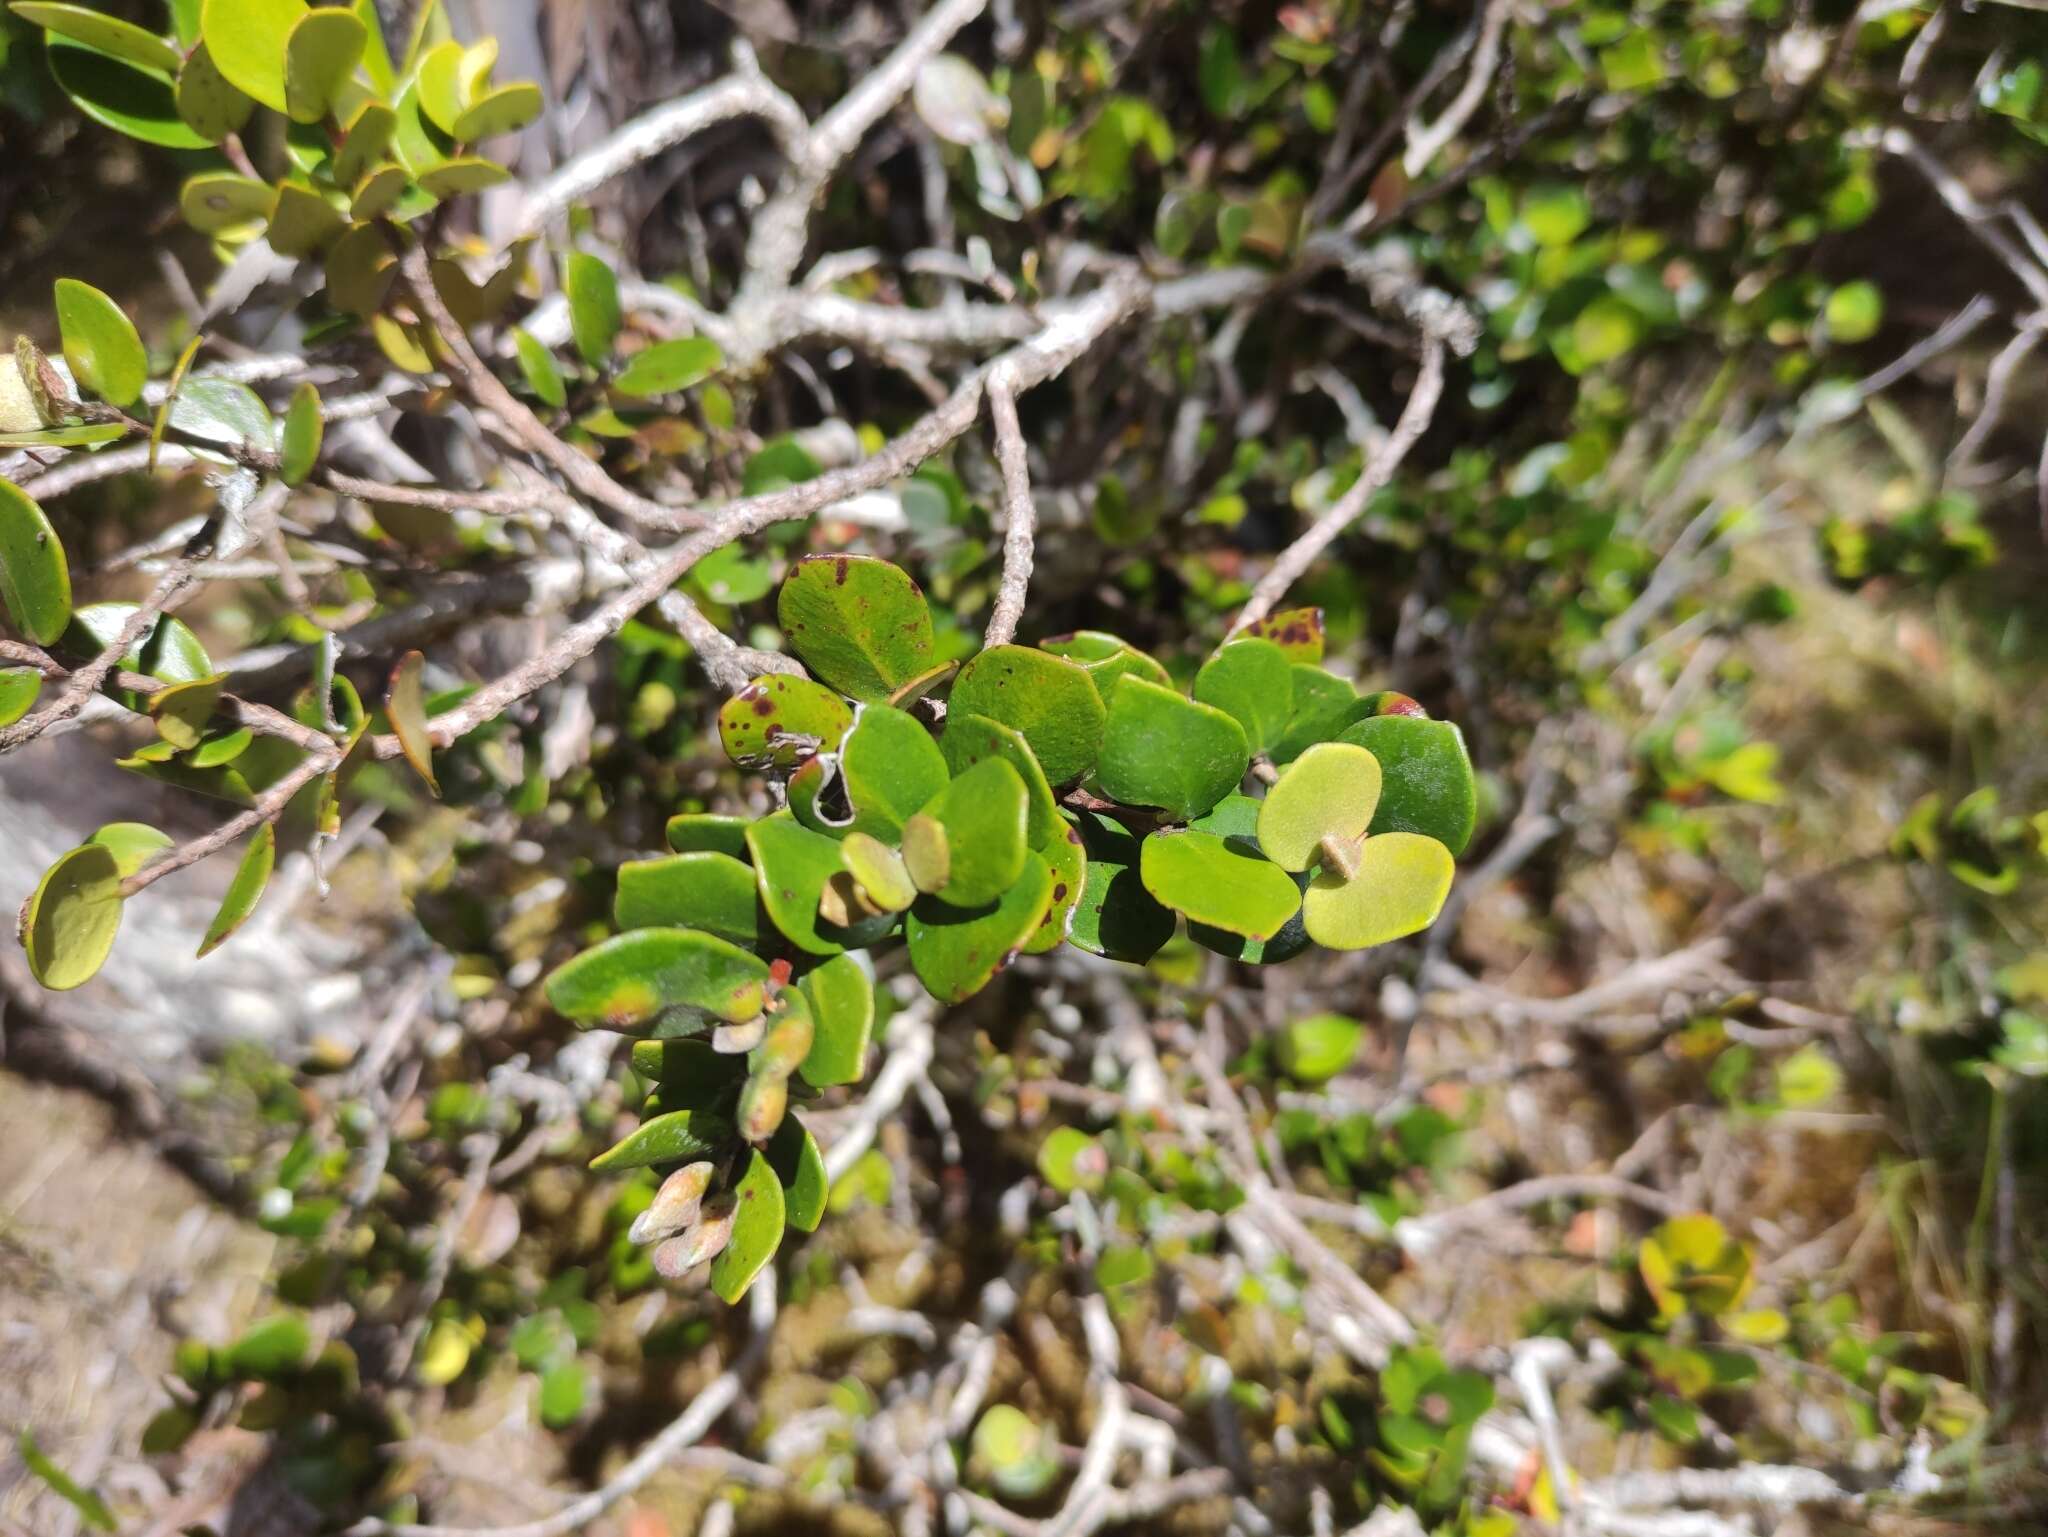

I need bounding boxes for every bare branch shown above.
[982,368,1036,647]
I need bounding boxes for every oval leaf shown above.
[1140,829,1301,941]
[613,335,723,399]
[278,381,322,484]
[544,927,770,1032]
[1067,809,1173,963]
[1299,832,1454,950]
[905,851,1055,1003]
[0,478,72,646]
[564,251,621,367]
[797,951,873,1087]
[838,703,949,841]
[283,5,365,122]
[47,39,211,148]
[718,674,853,772]
[201,0,307,114]
[451,80,542,141]
[22,842,123,991]
[1096,675,1249,822]
[948,644,1104,786]
[1256,741,1383,873]
[907,756,1029,908]
[1337,715,1478,855]
[777,555,936,703]
[708,1148,786,1302]
[386,649,437,794]
[765,1114,829,1233]
[614,852,760,945]
[1192,637,1293,754]
[15,2,182,70]
[198,822,274,957]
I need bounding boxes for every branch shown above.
[1400,0,1512,178]
[982,367,1036,647]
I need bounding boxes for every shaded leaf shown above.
[613,336,723,398]
[87,821,172,877]
[708,1148,786,1302]
[949,644,1104,785]
[1021,819,1084,954]
[386,649,438,794]
[47,38,211,148]
[198,822,274,957]
[905,852,1054,1003]
[1096,675,1249,822]
[942,712,1062,850]
[1066,809,1173,964]
[0,477,72,645]
[565,250,621,367]
[904,757,1028,907]
[766,1113,829,1232]
[149,672,224,750]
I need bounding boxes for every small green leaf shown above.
[282,4,364,121]
[842,832,916,912]
[1299,832,1453,950]
[612,335,722,398]
[180,170,275,233]
[87,822,172,877]
[905,853,1055,1003]
[325,221,398,316]
[198,822,274,957]
[53,278,146,409]
[47,39,211,148]
[614,852,760,945]
[417,156,511,197]
[1036,1126,1105,1193]
[1257,741,1383,872]
[1337,716,1477,854]
[565,250,622,367]
[718,673,853,771]
[412,36,464,130]
[538,1361,587,1427]
[169,47,251,146]
[1096,675,1249,823]
[349,162,409,219]
[666,812,751,858]
[1276,1012,1364,1081]
[590,1106,731,1172]
[942,712,1062,850]
[148,672,224,750]
[14,2,181,70]
[1096,1244,1154,1288]
[17,1431,115,1531]
[23,842,123,990]
[708,1148,786,1302]
[747,814,884,956]
[1140,829,1300,940]
[224,1312,312,1376]
[452,78,541,140]
[776,554,936,702]
[1193,638,1293,754]
[512,327,566,408]
[279,381,322,485]
[1066,810,1172,964]
[544,927,771,1031]
[0,478,72,646]
[949,644,1104,785]
[0,667,40,727]
[798,951,874,1087]
[838,703,950,840]
[200,0,306,114]
[386,649,438,794]
[334,100,395,183]
[1021,820,1084,954]
[267,181,349,256]
[766,1113,829,1232]
[905,757,1029,908]
[66,603,212,709]
[1040,630,1172,697]
[1271,665,1370,764]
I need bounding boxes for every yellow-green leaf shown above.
[13,1,181,70]
[1299,831,1453,951]
[386,648,437,794]
[452,80,541,141]
[149,672,224,750]
[201,0,308,114]
[282,4,364,121]
[198,822,274,957]
[23,842,123,990]
[180,171,275,234]
[54,278,146,408]
[0,477,72,646]
[87,821,173,877]
[280,381,322,484]
[1256,740,1382,873]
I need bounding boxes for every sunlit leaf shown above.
[197,822,274,957]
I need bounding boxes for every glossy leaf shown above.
[0,667,39,727]
[747,814,882,956]
[777,554,935,702]
[1193,638,1292,754]
[148,673,224,750]
[612,336,723,398]
[66,604,212,707]
[589,1105,731,1172]
[168,375,274,454]
[1257,741,1383,872]
[54,278,145,408]
[1337,715,1477,855]
[905,852,1055,1003]
[941,713,1061,850]
[87,821,172,877]
[708,1148,786,1302]
[451,79,541,140]
[718,674,853,771]
[766,1114,829,1232]
[564,251,621,367]
[798,951,873,1087]
[905,758,1029,908]
[1067,809,1173,963]
[23,843,123,991]
[1299,832,1453,950]
[838,704,949,840]
[545,927,771,1031]
[1242,606,1325,662]
[1022,821,1085,954]
[1040,631,1172,697]
[948,644,1104,785]
[1096,675,1249,822]
[614,852,760,945]
[47,40,210,148]
[666,812,752,858]
[413,36,464,130]
[0,478,72,646]
[842,831,916,912]
[1270,664,1370,764]
[197,823,274,957]
[180,171,274,233]
[512,327,566,408]
[1140,829,1300,940]
[279,382,322,485]
[386,649,437,794]
[201,0,306,114]
[283,5,364,122]
[14,2,181,70]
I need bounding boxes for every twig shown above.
[1401,0,1512,177]
[982,367,1036,647]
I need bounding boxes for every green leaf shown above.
[47,38,211,147]
[1568,295,1643,368]
[53,278,145,407]
[842,831,916,912]
[949,644,1104,786]
[630,1036,749,1098]
[708,1148,786,1302]
[1277,1012,1363,1081]
[903,757,1029,908]
[417,156,511,197]
[1021,820,1084,955]
[1257,741,1383,872]
[1271,665,1370,763]
[390,80,452,177]
[1639,1213,1752,1319]
[23,842,123,991]
[1066,809,1173,964]
[201,0,306,113]
[0,477,72,645]
[13,2,181,70]
[274,181,351,256]
[1193,638,1292,754]
[283,4,363,121]
[1096,675,1249,822]
[386,648,438,794]
[666,812,751,858]
[1040,629,1171,697]
[1824,280,1883,344]
[452,79,541,140]
[1336,716,1477,854]
[538,1361,586,1427]
[170,374,275,454]
[412,35,464,130]
[326,221,398,316]
[1140,829,1300,941]
[590,1105,731,1172]
[171,42,253,144]
[614,852,760,945]
[1096,1244,1154,1288]
[180,170,274,233]
[798,951,874,1087]
[544,927,771,1032]
[17,1431,115,1531]
[1300,832,1453,950]
[613,336,723,398]
[718,674,853,771]
[86,821,172,877]
[777,554,936,702]
[838,703,950,840]
[334,100,395,182]
[224,1312,311,1376]
[197,822,274,957]
[148,672,224,750]
[565,251,621,367]
[942,712,1062,850]
[905,852,1055,1003]
[1036,1126,1105,1192]
[350,162,410,220]
[512,327,566,408]
[766,1113,829,1232]
[0,667,40,727]
[747,814,885,956]
[66,603,211,708]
